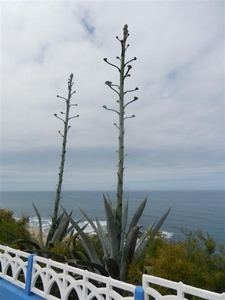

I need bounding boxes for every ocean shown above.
[0,190,224,243]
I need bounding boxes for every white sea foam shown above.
[28,217,173,238]
[159,230,174,239]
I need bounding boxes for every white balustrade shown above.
[0,245,29,289]
[142,275,225,300]
[1,245,225,300]
[31,255,135,300]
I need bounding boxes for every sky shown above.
[0,0,224,192]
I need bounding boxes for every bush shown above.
[128,230,225,293]
[0,208,30,246]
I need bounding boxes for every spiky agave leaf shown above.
[134,220,156,254]
[45,212,64,247]
[120,200,129,253]
[78,205,110,257]
[62,207,102,265]
[11,239,41,251]
[103,194,119,263]
[68,233,90,261]
[34,250,67,261]
[104,193,115,207]
[69,250,89,261]
[50,211,72,244]
[104,257,120,279]
[32,203,45,249]
[120,225,140,281]
[66,259,79,268]
[76,260,109,276]
[147,207,171,245]
[127,196,147,234]
[95,217,110,255]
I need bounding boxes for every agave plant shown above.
[66,25,170,281]
[63,198,170,280]
[12,74,79,253]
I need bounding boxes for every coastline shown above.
[28,226,48,242]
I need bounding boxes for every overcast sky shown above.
[0,0,224,192]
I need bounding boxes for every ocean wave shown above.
[159,230,174,239]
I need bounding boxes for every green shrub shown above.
[0,208,30,246]
[128,231,225,293]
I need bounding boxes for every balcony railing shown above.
[0,245,224,300]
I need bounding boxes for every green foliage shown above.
[0,209,30,246]
[65,194,169,281]
[13,209,73,257]
[128,230,225,293]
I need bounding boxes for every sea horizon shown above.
[1,188,224,192]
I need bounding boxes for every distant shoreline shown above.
[28,226,47,242]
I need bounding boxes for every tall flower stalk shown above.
[15,74,79,252]
[48,74,79,242]
[103,24,138,249]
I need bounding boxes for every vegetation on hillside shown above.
[0,209,30,246]
[128,230,225,293]
[1,209,224,293]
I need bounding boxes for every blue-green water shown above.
[0,190,224,243]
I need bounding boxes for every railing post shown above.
[177,281,185,299]
[25,254,35,295]
[134,285,144,300]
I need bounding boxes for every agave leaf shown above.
[128,196,147,234]
[11,239,41,250]
[51,212,72,243]
[148,207,171,244]
[35,250,67,262]
[105,193,115,207]
[78,205,109,257]
[32,203,44,249]
[135,220,156,254]
[69,250,89,261]
[103,194,119,262]
[95,217,110,256]
[120,200,128,253]
[104,257,120,279]
[120,225,140,281]
[67,259,79,268]
[66,225,74,236]
[62,207,102,265]
[122,225,140,262]
[67,237,78,260]
[46,212,64,246]
[76,260,109,277]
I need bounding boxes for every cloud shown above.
[0,0,224,191]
